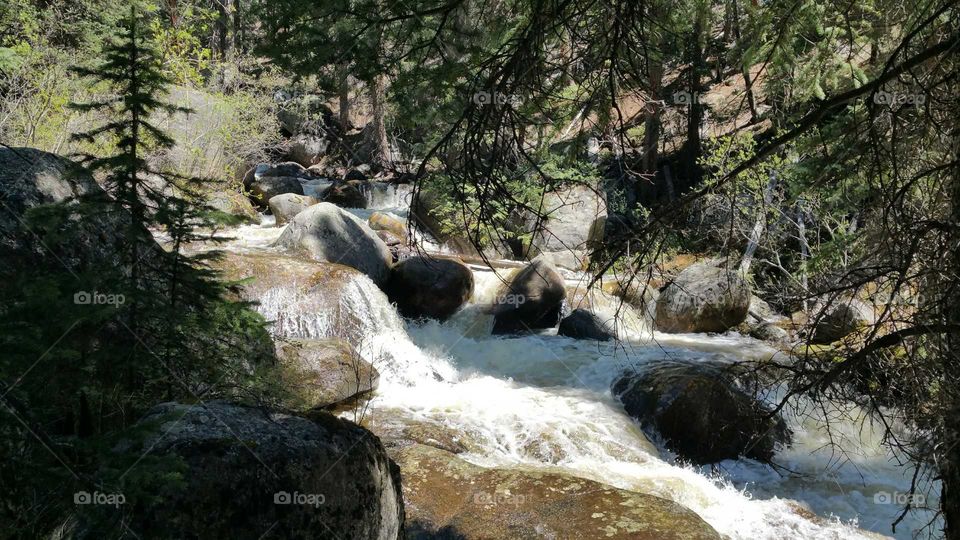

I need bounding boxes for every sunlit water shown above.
[211,189,940,540]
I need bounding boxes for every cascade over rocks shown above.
[655,262,751,333]
[386,256,474,321]
[275,337,379,410]
[113,401,404,539]
[243,163,305,208]
[491,260,566,334]
[613,362,791,464]
[393,443,720,540]
[274,202,392,286]
[268,193,318,226]
[558,308,617,341]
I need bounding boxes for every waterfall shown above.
[219,200,936,540]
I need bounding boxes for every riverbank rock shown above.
[245,174,304,208]
[558,309,617,341]
[115,401,403,539]
[491,260,566,334]
[275,337,379,410]
[810,297,875,344]
[394,443,720,540]
[655,262,751,333]
[529,184,607,266]
[323,182,367,209]
[386,256,474,320]
[268,193,318,226]
[207,190,260,223]
[287,134,328,167]
[613,362,790,464]
[274,202,392,286]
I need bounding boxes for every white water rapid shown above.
[216,187,940,540]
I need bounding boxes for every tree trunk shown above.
[733,0,760,123]
[740,170,777,273]
[339,72,352,131]
[642,60,663,176]
[368,73,391,167]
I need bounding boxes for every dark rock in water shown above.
[110,401,404,539]
[273,203,393,286]
[387,256,474,321]
[323,182,367,209]
[558,309,617,341]
[492,260,566,334]
[207,190,260,224]
[345,168,368,181]
[655,262,751,333]
[393,443,720,540]
[376,229,404,247]
[612,362,790,464]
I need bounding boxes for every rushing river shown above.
[216,181,939,540]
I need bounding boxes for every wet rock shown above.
[364,408,481,455]
[368,211,408,240]
[612,362,790,464]
[268,193,318,226]
[323,182,367,209]
[376,230,404,247]
[749,323,789,344]
[386,256,474,321]
[214,252,374,343]
[655,262,751,333]
[810,297,875,344]
[394,443,720,540]
[602,278,659,321]
[558,309,617,341]
[275,337,379,410]
[113,401,403,539]
[274,203,392,286]
[491,260,566,334]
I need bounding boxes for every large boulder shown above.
[410,186,516,259]
[602,277,660,321]
[491,261,566,334]
[268,193,318,226]
[529,184,607,263]
[394,443,720,540]
[612,362,790,464]
[810,297,875,344]
[114,401,403,539]
[558,309,617,341]
[247,177,304,209]
[273,203,393,286]
[287,134,329,167]
[0,147,160,269]
[655,262,751,333]
[214,252,374,343]
[275,337,379,410]
[386,256,474,321]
